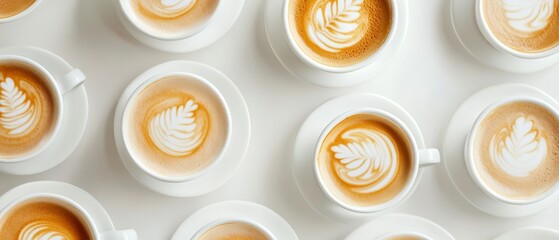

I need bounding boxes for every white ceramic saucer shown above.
[115,0,244,53]
[450,0,559,73]
[293,93,426,222]
[114,60,250,197]
[443,83,559,218]
[265,0,408,88]
[494,227,559,240]
[345,214,454,240]
[171,201,298,240]
[0,46,88,175]
[0,181,115,233]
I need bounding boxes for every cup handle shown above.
[100,229,137,240]
[57,69,85,94]
[418,148,440,167]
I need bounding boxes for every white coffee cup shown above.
[282,0,399,73]
[376,232,433,240]
[0,55,85,163]
[0,193,137,240]
[0,0,43,24]
[120,72,232,183]
[314,108,440,213]
[465,97,559,205]
[191,218,276,240]
[118,0,222,41]
[475,0,559,59]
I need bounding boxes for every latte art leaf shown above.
[19,221,71,240]
[0,77,38,136]
[148,99,207,157]
[307,0,366,53]
[503,0,554,33]
[330,128,398,193]
[489,116,547,177]
[142,0,196,18]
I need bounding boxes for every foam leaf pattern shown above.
[307,0,365,52]
[148,99,206,157]
[489,116,547,177]
[18,221,71,240]
[330,128,398,193]
[503,0,554,33]
[142,0,196,18]
[0,77,37,136]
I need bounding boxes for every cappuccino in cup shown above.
[0,0,37,20]
[196,221,272,240]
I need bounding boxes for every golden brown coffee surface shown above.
[483,0,559,53]
[197,222,270,240]
[288,0,392,67]
[0,61,56,159]
[129,0,219,37]
[384,235,425,240]
[317,113,412,207]
[0,200,92,240]
[0,0,36,19]
[474,102,559,200]
[125,75,228,178]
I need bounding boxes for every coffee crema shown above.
[381,235,426,240]
[482,0,559,53]
[125,74,228,178]
[317,113,412,207]
[129,0,219,37]
[197,222,270,240]
[0,0,36,19]
[288,0,393,67]
[0,61,56,160]
[473,102,559,200]
[0,199,92,240]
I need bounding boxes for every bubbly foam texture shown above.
[317,113,412,207]
[0,199,92,240]
[288,0,392,67]
[125,75,228,178]
[483,0,559,53]
[129,0,219,37]
[0,0,36,19]
[474,102,559,200]
[382,235,426,240]
[197,222,270,240]
[0,62,56,160]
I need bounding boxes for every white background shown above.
[2,0,559,239]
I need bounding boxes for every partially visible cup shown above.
[118,0,222,40]
[376,232,433,240]
[465,97,559,205]
[192,218,276,240]
[314,108,440,213]
[0,0,42,23]
[476,0,559,59]
[0,55,84,163]
[121,72,231,182]
[0,193,136,240]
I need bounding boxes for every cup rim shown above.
[118,0,222,41]
[0,193,99,239]
[0,0,43,23]
[282,0,399,73]
[376,231,433,240]
[313,108,420,213]
[465,96,559,205]
[0,55,64,163]
[121,71,232,183]
[190,218,276,240]
[475,0,559,59]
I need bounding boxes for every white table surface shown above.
[2,0,559,239]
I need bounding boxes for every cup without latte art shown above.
[316,113,413,208]
[0,198,93,240]
[287,0,393,68]
[123,74,229,180]
[196,221,271,240]
[471,101,559,201]
[0,0,37,19]
[480,0,559,53]
[126,0,219,38]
